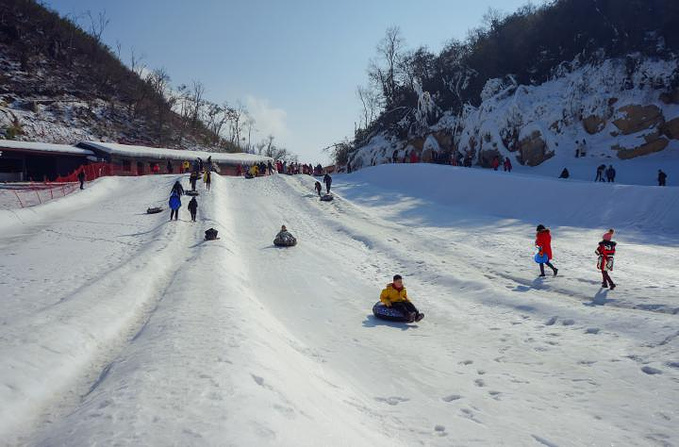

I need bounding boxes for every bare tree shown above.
[356,85,381,129]
[85,10,109,44]
[188,80,205,128]
[369,26,405,106]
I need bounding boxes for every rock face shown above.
[478,149,500,168]
[660,87,679,105]
[613,105,664,135]
[583,115,606,134]
[660,117,679,140]
[614,138,670,160]
[518,131,554,166]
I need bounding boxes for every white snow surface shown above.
[0,164,677,446]
[0,139,94,156]
[81,141,273,164]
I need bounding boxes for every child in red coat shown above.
[535,224,559,277]
[596,229,617,289]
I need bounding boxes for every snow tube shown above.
[244,173,254,179]
[534,252,549,263]
[372,302,409,322]
[146,207,163,214]
[274,235,297,247]
[320,194,334,202]
[205,228,219,241]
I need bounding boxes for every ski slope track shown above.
[0,165,677,446]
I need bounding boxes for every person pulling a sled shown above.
[596,229,616,290]
[380,275,424,323]
[535,224,558,277]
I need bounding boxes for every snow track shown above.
[1,168,677,446]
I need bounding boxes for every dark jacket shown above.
[324,174,332,185]
[188,197,198,213]
[171,181,185,196]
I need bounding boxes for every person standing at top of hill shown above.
[596,229,617,290]
[535,224,558,277]
[595,164,606,182]
[606,165,616,183]
[503,157,512,172]
[167,160,173,174]
[410,150,419,164]
[323,173,332,194]
[658,169,667,186]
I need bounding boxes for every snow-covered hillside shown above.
[0,166,677,446]
[351,56,679,184]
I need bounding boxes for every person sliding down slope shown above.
[273,225,297,247]
[535,225,558,277]
[380,275,424,323]
[596,229,617,290]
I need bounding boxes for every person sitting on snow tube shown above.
[273,225,297,247]
[374,275,424,323]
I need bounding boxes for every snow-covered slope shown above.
[351,56,679,185]
[1,166,677,446]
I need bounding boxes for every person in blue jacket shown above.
[169,191,181,221]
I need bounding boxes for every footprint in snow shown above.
[442,394,462,402]
[545,316,558,326]
[641,366,662,375]
[374,396,409,406]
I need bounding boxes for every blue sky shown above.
[44,0,529,162]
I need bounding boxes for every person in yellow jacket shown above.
[380,275,424,322]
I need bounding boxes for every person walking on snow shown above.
[171,180,184,196]
[606,165,616,183]
[188,196,198,222]
[77,170,86,190]
[204,170,212,191]
[169,191,181,221]
[190,171,198,191]
[314,181,322,197]
[380,275,424,323]
[596,229,616,290]
[535,224,558,277]
[323,173,332,194]
[658,169,667,186]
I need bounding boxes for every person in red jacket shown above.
[596,229,616,289]
[410,150,419,164]
[535,224,558,277]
